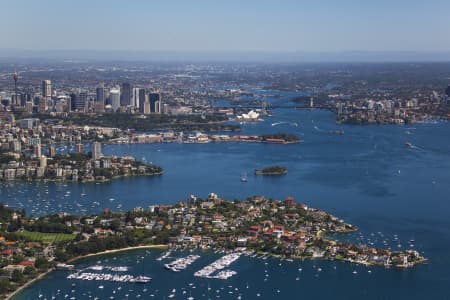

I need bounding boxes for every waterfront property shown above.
[0,192,426,298]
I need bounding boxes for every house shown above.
[93,228,114,235]
[19,260,35,268]
[3,265,26,276]
[1,249,13,256]
[237,238,248,247]
[85,218,95,225]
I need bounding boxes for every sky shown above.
[1,0,450,60]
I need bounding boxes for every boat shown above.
[134,276,152,283]
[56,263,75,270]
[405,142,413,148]
[241,173,247,182]
[194,252,241,279]
[163,255,200,272]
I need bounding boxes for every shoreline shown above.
[5,245,167,300]
[5,269,52,300]
[67,244,168,263]
[0,172,164,184]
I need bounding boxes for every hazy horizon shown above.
[2,0,450,62]
[2,48,450,63]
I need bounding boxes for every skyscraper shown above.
[149,92,161,113]
[96,84,105,104]
[446,85,450,97]
[120,82,132,107]
[110,88,120,112]
[42,80,52,100]
[155,100,161,113]
[139,89,147,113]
[95,84,106,112]
[71,92,87,111]
[38,97,47,113]
[143,101,150,114]
[20,91,32,107]
[132,88,141,108]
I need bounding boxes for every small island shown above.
[255,165,287,175]
[261,133,301,144]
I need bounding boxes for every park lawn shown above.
[17,231,76,243]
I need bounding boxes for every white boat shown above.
[241,173,247,182]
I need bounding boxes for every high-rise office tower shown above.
[25,101,33,114]
[38,97,47,113]
[132,88,141,108]
[20,91,32,107]
[139,89,147,113]
[446,85,450,97]
[95,84,106,112]
[143,100,150,114]
[42,80,52,100]
[110,88,120,112]
[96,84,105,104]
[71,92,87,111]
[155,100,161,113]
[149,93,161,113]
[120,82,132,106]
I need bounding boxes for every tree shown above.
[34,258,49,270]
[23,266,36,276]
[55,249,69,262]
[11,269,24,282]
[0,279,10,294]
[109,219,122,232]
[12,255,24,265]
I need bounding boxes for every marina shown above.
[164,254,200,272]
[194,252,242,279]
[67,272,151,283]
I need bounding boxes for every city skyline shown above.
[1,0,450,62]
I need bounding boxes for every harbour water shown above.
[7,108,450,299]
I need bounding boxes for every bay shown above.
[6,108,450,299]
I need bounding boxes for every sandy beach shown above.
[67,244,169,263]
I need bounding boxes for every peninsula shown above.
[0,194,426,297]
[0,147,163,182]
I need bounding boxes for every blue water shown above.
[7,108,450,299]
